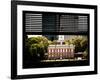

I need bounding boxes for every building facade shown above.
[46,44,75,60]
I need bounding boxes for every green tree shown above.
[65,36,88,53]
[25,36,49,61]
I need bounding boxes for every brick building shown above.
[46,43,75,60]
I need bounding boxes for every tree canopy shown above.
[65,36,88,53]
[25,36,49,61]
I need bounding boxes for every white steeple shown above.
[58,35,64,45]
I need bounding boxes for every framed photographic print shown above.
[11,0,97,79]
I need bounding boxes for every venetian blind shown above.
[25,13,88,33]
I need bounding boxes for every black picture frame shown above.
[11,0,97,79]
